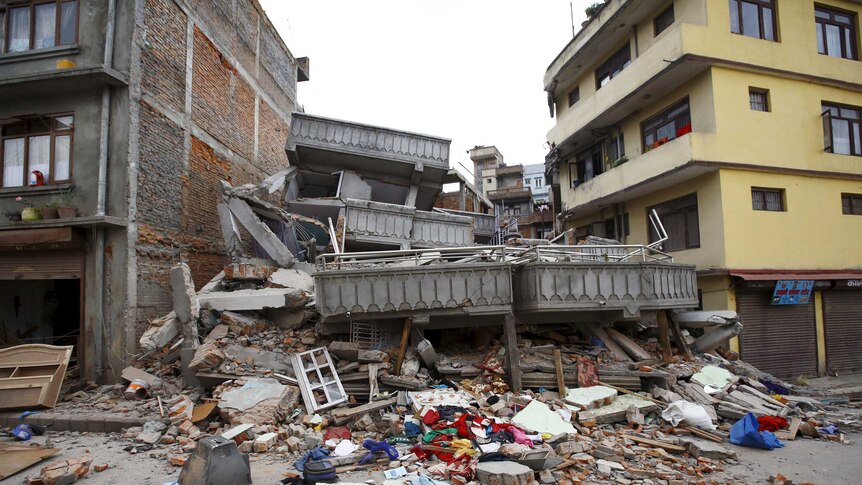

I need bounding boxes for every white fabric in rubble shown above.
[661,400,716,431]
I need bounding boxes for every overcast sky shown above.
[260,1,592,178]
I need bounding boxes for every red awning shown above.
[729,269,862,281]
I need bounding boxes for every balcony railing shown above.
[289,113,450,170]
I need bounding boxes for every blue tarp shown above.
[730,413,784,450]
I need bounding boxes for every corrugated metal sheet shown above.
[737,290,818,380]
[0,250,83,280]
[824,290,862,375]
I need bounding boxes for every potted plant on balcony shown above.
[53,188,79,219]
[15,196,41,221]
[40,204,59,220]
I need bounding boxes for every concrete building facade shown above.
[0,0,307,381]
[543,0,862,378]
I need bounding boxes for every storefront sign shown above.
[836,279,862,289]
[771,280,814,305]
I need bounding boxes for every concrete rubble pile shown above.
[4,115,860,484]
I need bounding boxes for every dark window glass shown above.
[642,99,691,151]
[60,1,78,46]
[2,1,77,54]
[729,0,776,41]
[575,143,603,183]
[815,6,857,60]
[8,7,30,52]
[822,103,862,156]
[0,10,5,53]
[842,193,862,215]
[648,194,700,252]
[654,6,675,36]
[595,44,631,89]
[568,87,580,107]
[751,188,784,211]
[34,3,56,49]
[749,88,769,111]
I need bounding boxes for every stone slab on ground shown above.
[564,385,617,410]
[676,436,737,460]
[476,460,535,485]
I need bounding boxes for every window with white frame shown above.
[1,114,74,187]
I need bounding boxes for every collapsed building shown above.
[196,111,740,395]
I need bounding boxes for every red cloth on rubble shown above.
[422,408,441,425]
[757,415,789,432]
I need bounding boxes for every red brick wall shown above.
[133,1,298,339]
[191,27,255,161]
[141,0,187,113]
[434,192,481,213]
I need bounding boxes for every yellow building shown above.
[543,0,862,379]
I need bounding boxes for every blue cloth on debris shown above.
[294,446,330,472]
[405,421,422,436]
[759,379,791,396]
[360,438,399,465]
[730,413,784,450]
[817,425,839,435]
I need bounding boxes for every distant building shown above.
[469,146,553,239]
[469,145,504,194]
[543,0,862,378]
[522,163,549,205]
[0,0,307,381]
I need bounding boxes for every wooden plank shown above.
[585,326,634,362]
[606,328,653,361]
[788,417,801,440]
[330,397,397,419]
[553,348,566,393]
[623,435,686,453]
[504,314,522,392]
[394,318,413,375]
[0,444,59,480]
[668,312,693,359]
[657,311,673,363]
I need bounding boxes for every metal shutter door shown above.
[0,250,83,280]
[824,290,862,374]
[737,290,818,380]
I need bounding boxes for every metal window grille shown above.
[749,90,768,111]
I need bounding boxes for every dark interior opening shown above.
[0,279,81,364]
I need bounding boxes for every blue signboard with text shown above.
[771,280,814,305]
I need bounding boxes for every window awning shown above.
[729,269,862,281]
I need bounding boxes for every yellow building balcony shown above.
[562,132,716,214]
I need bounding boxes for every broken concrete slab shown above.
[328,341,360,361]
[171,263,200,325]
[267,268,314,293]
[591,394,658,425]
[676,436,737,460]
[198,288,309,311]
[219,378,289,412]
[265,308,313,330]
[511,400,576,435]
[219,311,267,336]
[475,460,535,485]
[564,386,617,410]
[139,313,179,351]
[226,197,294,267]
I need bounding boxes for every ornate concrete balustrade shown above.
[513,262,699,317]
[433,208,497,239]
[289,113,450,170]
